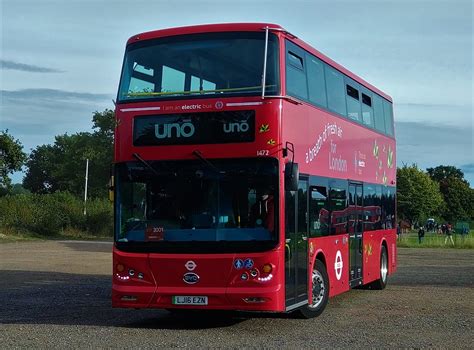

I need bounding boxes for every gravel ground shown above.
[0,241,472,349]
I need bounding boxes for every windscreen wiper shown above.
[192,150,221,173]
[132,152,159,176]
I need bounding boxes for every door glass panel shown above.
[285,190,296,305]
[349,184,363,282]
[297,181,308,300]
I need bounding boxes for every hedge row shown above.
[0,192,112,236]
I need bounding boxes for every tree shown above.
[427,166,468,184]
[9,183,31,195]
[427,165,473,222]
[0,130,26,191]
[23,109,114,198]
[92,109,115,141]
[22,144,58,194]
[397,165,443,225]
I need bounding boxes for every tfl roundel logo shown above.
[334,250,343,281]
[215,101,224,109]
[185,260,196,271]
[183,272,200,284]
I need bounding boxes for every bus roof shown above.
[126,23,392,102]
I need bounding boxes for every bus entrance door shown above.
[349,183,363,287]
[285,179,308,310]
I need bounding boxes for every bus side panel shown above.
[309,234,350,298]
[280,100,396,189]
[362,229,397,285]
[386,229,397,274]
[362,230,382,285]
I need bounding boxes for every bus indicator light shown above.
[262,264,272,274]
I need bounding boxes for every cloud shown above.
[1,59,65,73]
[1,88,112,103]
[460,163,474,174]
[395,103,472,127]
[396,121,473,186]
[0,88,114,153]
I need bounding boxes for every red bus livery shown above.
[112,23,397,317]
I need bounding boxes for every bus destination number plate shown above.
[172,296,208,305]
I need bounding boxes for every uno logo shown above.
[223,121,249,133]
[155,122,195,139]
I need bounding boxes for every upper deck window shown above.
[373,94,386,134]
[306,54,327,107]
[286,43,308,100]
[361,90,374,128]
[345,78,362,122]
[325,65,347,116]
[118,32,279,102]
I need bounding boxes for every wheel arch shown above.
[308,249,328,297]
[315,250,326,267]
[381,238,388,262]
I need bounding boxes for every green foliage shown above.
[397,164,443,225]
[0,191,112,237]
[0,130,27,190]
[9,183,31,195]
[438,177,473,222]
[92,109,115,140]
[23,109,114,198]
[427,165,473,223]
[426,165,467,184]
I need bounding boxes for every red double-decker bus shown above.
[112,23,397,317]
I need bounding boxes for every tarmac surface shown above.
[0,241,473,348]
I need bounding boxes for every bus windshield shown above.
[117,31,279,102]
[115,158,278,247]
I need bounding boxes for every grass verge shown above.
[397,231,473,249]
[0,226,111,243]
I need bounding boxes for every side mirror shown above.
[285,162,299,192]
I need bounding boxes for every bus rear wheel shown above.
[298,259,329,318]
[370,245,388,290]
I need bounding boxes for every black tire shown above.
[297,259,329,318]
[370,245,388,290]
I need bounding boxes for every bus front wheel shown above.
[298,259,329,318]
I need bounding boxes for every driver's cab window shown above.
[120,182,146,240]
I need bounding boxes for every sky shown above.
[1,0,473,185]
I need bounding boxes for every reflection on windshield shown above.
[116,159,278,243]
[118,32,279,102]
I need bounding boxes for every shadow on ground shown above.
[0,270,293,329]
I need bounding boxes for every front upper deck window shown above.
[118,32,279,102]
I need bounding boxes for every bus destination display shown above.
[134,111,255,146]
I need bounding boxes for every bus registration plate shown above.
[172,296,208,305]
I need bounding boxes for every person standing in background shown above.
[418,226,425,244]
[444,224,454,246]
